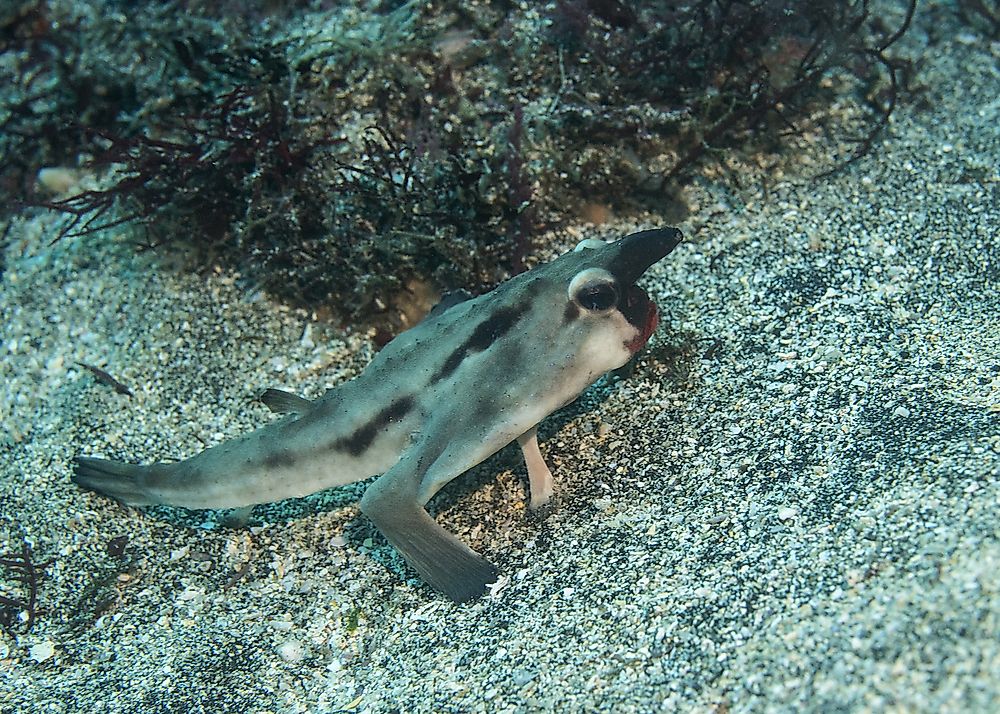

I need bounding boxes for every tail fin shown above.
[73,457,158,506]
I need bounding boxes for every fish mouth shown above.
[622,285,658,353]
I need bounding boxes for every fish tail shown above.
[73,457,162,506]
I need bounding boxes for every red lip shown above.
[623,286,658,353]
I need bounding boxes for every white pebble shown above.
[177,586,203,602]
[29,640,56,663]
[894,406,911,418]
[277,639,305,662]
[300,323,315,349]
[822,346,845,362]
[512,669,535,686]
[777,506,799,521]
[37,167,79,194]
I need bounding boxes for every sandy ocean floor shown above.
[2,7,998,714]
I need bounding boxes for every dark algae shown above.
[0,539,53,634]
[4,0,919,330]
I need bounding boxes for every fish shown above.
[73,227,683,602]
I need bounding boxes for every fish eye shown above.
[578,283,618,311]
[569,268,619,312]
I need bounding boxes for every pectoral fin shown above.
[358,415,521,601]
[361,477,497,603]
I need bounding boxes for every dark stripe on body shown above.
[264,450,297,469]
[334,395,416,456]
[432,304,529,382]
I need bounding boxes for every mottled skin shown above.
[74,228,683,602]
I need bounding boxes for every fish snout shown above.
[606,227,683,286]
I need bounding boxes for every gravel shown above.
[1,6,997,713]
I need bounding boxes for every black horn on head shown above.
[605,228,683,285]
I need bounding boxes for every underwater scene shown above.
[1,0,998,711]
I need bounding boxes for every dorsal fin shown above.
[258,388,312,414]
[427,289,473,319]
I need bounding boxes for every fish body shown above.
[74,228,682,601]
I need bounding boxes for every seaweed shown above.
[0,540,53,634]
[1,0,300,216]
[505,103,532,275]
[822,0,916,176]
[12,1,919,330]
[0,1,102,200]
[37,69,337,245]
[544,0,917,191]
[16,2,525,329]
[311,122,516,324]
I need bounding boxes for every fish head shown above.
[529,228,682,379]
[372,227,683,417]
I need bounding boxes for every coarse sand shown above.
[1,6,997,714]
